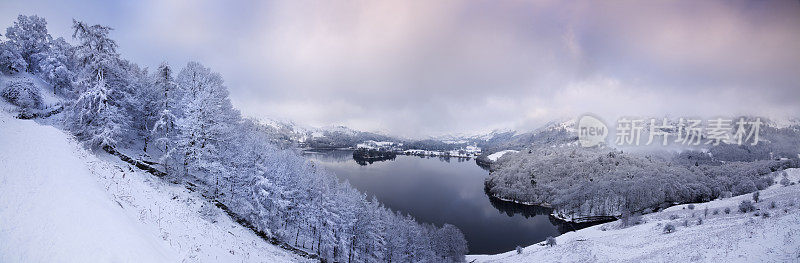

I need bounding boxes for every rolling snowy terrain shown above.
[0,111,309,262]
[469,171,800,262]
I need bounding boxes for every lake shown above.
[303,149,585,255]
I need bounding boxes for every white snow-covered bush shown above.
[619,211,643,228]
[663,223,676,234]
[2,79,41,109]
[780,176,791,186]
[199,203,219,223]
[545,236,557,247]
[739,200,755,213]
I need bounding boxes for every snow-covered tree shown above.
[174,61,239,192]
[4,15,51,72]
[71,20,118,87]
[141,62,179,156]
[38,37,76,96]
[67,20,128,149]
[67,71,125,148]
[436,224,468,262]
[0,40,27,74]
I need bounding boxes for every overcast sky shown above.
[2,0,799,137]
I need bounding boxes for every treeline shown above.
[0,15,467,262]
[486,145,798,221]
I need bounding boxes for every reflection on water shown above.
[302,149,354,163]
[303,149,572,254]
[486,194,613,234]
[486,194,552,218]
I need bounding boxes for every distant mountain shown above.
[253,118,399,149]
[251,116,800,162]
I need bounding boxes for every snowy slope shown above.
[0,112,175,262]
[0,111,309,262]
[468,176,800,262]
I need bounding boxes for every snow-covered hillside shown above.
[486,150,519,162]
[468,175,800,262]
[0,111,308,262]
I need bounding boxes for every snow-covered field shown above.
[0,111,308,262]
[468,174,800,263]
[487,150,519,162]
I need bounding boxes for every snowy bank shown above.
[468,173,800,262]
[487,150,518,162]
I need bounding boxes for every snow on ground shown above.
[468,176,800,263]
[487,150,519,162]
[0,112,175,262]
[0,111,309,262]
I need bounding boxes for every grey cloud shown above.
[2,0,798,137]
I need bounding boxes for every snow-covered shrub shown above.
[769,201,776,209]
[697,218,703,225]
[669,214,679,220]
[781,176,791,186]
[663,224,676,234]
[755,178,773,190]
[687,204,695,210]
[199,203,218,223]
[752,191,760,203]
[724,207,731,214]
[619,211,643,228]
[739,200,756,213]
[733,180,758,196]
[712,209,719,215]
[762,212,770,218]
[545,236,557,247]
[516,245,523,254]
[2,79,41,109]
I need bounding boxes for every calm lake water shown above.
[304,149,580,255]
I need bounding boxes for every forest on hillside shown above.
[486,126,800,221]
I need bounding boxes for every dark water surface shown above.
[304,149,573,254]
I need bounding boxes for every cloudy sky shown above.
[2,0,799,137]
